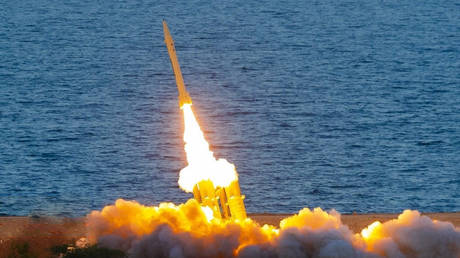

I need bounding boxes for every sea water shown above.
[0,0,458,216]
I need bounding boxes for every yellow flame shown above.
[87,199,277,248]
[201,206,214,222]
[361,221,382,239]
[178,104,238,192]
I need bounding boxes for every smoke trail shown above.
[86,199,460,258]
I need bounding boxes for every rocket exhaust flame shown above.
[179,104,238,192]
[179,104,246,220]
[83,21,460,258]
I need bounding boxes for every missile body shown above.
[163,20,192,108]
[224,180,247,220]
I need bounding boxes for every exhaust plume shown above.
[178,104,238,193]
[86,199,460,258]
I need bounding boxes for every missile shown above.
[163,20,192,108]
[163,21,247,221]
[224,180,247,220]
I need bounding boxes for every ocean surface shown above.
[1,0,459,216]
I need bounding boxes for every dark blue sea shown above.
[1,0,459,216]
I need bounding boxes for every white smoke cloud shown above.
[86,199,460,258]
[359,210,460,258]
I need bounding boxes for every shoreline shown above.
[1,212,459,241]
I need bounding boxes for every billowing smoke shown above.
[86,199,460,258]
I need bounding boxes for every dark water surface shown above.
[1,0,459,216]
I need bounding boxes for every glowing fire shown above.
[360,221,382,240]
[87,201,460,257]
[178,104,238,193]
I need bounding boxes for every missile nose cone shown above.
[162,20,168,36]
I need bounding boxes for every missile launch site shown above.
[1,2,459,258]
